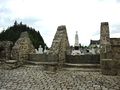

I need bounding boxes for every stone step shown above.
[5,60,17,64]
[64,63,100,68]
[26,61,58,65]
[23,64,43,67]
[63,68,101,72]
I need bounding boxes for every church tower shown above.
[74,31,79,46]
[71,31,81,55]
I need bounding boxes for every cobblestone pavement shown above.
[0,65,120,90]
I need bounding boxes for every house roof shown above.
[90,40,100,45]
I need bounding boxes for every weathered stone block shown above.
[2,60,22,70]
[43,65,57,72]
[101,59,118,75]
[49,25,70,65]
[11,32,35,61]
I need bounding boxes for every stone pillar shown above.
[100,22,117,75]
[11,32,35,62]
[49,25,70,69]
[100,22,111,59]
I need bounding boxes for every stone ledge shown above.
[64,63,100,69]
[5,60,17,64]
[26,61,58,65]
[63,68,101,72]
[64,63,100,67]
[101,59,112,61]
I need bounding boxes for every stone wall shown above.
[27,54,58,72]
[0,41,13,60]
[28,54,57,62]
[11,32,35,61]
[66,55,100,64]
[111,38,120,70]
[27,54,100,64]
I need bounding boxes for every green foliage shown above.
[80,45,89,49]
[0,21,46,49]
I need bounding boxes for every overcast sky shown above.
[0,0,120,47]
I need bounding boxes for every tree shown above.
[20,22,22,26]
[14,20,18,26]
[0,21,47,49]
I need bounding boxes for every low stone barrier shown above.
[0,59,22,69]
[66,55,100,64]
[28,54,57,62]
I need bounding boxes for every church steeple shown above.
[74,31,79,46]
[71,31,81,55]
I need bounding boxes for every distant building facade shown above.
[89,40,100,54]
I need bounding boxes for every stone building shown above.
[100,22,120,75]
[11,32,35,61]
[89,40,100,54]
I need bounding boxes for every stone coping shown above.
[101,59,112,61]
[63,68,101,72]
[0,59,17,63]
[26,61,58,65]
[64,63,100,67]
[5,60,17,63]
[111,45,120,47]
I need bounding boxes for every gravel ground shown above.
[0,65,120,90]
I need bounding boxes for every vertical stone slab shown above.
[49,25,70,66]
[100,22,117,75]
[100,22,111,59]
[11,32,35,62]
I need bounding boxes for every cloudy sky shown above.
[0,0,120,47]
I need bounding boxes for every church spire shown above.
[74,31,79,46]
[71,31,81,55]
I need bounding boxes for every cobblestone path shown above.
[0,65,120,90]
